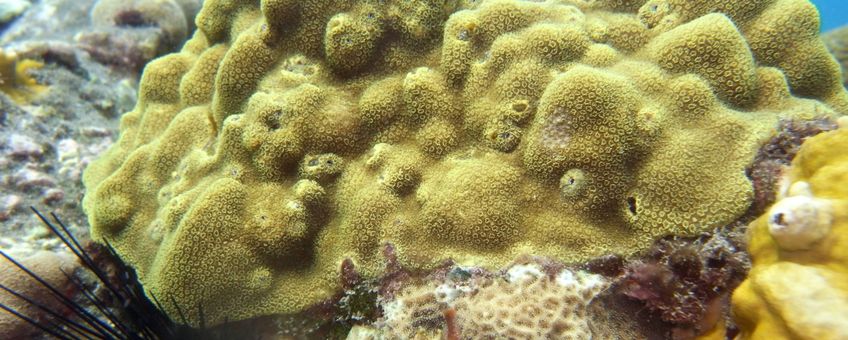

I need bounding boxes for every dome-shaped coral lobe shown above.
[82,0,848,326]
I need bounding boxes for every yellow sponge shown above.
[732,120,848,340]
[0,49,46,104]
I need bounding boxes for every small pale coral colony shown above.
[79,0,847,334]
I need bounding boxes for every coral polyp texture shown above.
[380,263,609,339]
[732,119,848,340]
[82,0,848,325]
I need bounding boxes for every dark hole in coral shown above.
[649,4,659,12]
[627,197,637,215]
[771,212,785,226]
[114,9,154,28]
[266,110,282,130]
[498,132,511,140]
[267,120,280,130]
[326,159,334,166]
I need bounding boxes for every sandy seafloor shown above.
[0,0,846,339]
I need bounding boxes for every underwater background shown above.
[813,0,848,31]
[0,0,847,338]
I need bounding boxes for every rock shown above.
[0,194,21,221]
[79,126,112,138]
[5,133,42,159]
[0,250,78,339]
[56,138,81,180]
[11,166,56,191]
[0,0,29,25]
[41,188,64,205]
[0,0,202,284]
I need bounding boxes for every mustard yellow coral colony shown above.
[732,120,848,339]
[82,0,847,325]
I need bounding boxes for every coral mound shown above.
[83,0,847,325]
[732,118,848,340]
[454,266,607,339]
[824,25,848,87]
[379,263,608,339]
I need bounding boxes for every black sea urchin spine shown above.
[0,207,182,339]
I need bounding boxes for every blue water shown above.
[812,0,848,31]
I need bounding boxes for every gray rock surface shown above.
[0,0,202,333]
[0,0,201,256]
[0,0,29,26]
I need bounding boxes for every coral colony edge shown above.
[2,0,848,339]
